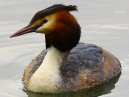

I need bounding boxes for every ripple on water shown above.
[0,0,129,97]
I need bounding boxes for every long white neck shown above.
[28,46,69,93]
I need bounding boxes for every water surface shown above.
[0,0,129,97]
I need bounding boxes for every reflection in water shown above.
[25,73,121,97]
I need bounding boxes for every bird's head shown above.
[10,4,81,52]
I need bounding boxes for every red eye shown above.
[43,19,48,24]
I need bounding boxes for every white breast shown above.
[27,47,68,93]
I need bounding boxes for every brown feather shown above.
[77,48,121,90]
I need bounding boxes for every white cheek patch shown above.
[36,18,56,33]
[36,25,44,33]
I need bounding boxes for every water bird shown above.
[10,4,121,93]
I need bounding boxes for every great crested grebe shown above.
[10,4,121,93]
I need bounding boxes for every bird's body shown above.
[10,4,121,93]
[22,43,121,93]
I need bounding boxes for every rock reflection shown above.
[25,73,121,97]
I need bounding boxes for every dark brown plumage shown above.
[29,4,77,24]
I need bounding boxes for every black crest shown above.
[30,4,77,24]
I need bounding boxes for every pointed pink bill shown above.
[10,25,40,38]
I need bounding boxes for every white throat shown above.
[27,46,69,93]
